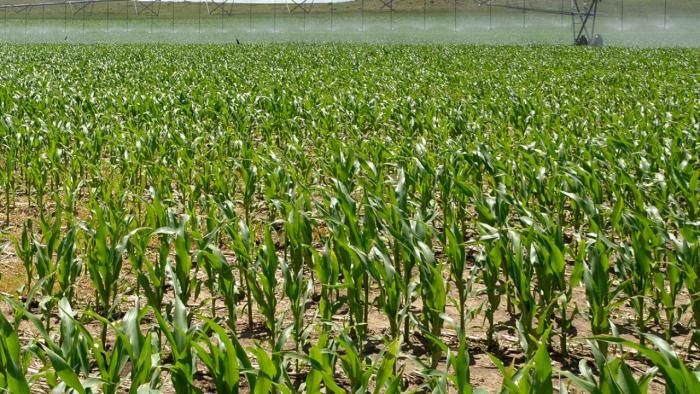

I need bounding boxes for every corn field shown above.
[0,44,699,393]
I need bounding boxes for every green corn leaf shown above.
[44,347,86,394]
[0,312,31,394]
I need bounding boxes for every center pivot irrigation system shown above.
[478,0,602,45]
[0,0,349,17]
[0,0,603,45]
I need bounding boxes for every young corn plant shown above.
[592,334,700,394]
[336,332,402,394]
[281,250,313,368]
[616,219,657,344]
[336,237,371,344]
[445,220,471,335]
[311,244,340,333]
[372,174,415,343]
[372,337,403,393]
[281,198,314,358]
[246,227,280,342]
[336,332,373,393]
[60,177,83,226]
[247,326,294,393]
[367,242,403,341]
[583,239,619,358]
[430,313,477,393]
[32,211,69,330]
[675,228,700,349]
[84,204,136,343]
[195,201,223,318]
[37,300,95,394]
[125,228,148,297]
[84,203,139,343]
[416,240,447,368]
[222,204,255,327]
[29,159,49,216]
[200,245,238,331]
[11,293,104,394]
[56,299,133,394]
[2,146,15,227]
[14,220,36,296]
[128,195,172,313]
[153,265,199,394]
[129,228,167,314]
[473,185,515,338]
[489,328,554,394]
[529,216,575,356]
[0,311,31,394]
[305,332,344,393]
[119,306,162,394]
[504,230,544,356]
[331,173,374,341]
[170,214,196,306]
[448,333,474,394]
[477,232,503,348]
[562,340,657,394]
[653,262,684,342]
[55,226,81,307]
[238,140,257,228]
[194,319,242,393]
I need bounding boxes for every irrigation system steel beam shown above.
[206,0,233,15]
[0,0,321,14]
[68,0,94,15]
[0,0,110,9]
[287,0,312,14]
[133,0,161,16]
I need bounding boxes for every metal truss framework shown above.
[133,0,161,15]
[477,0,602,45]
[571,0,600,45]
[286,0,313,14]
[206,0,233,15]
[0,0,603,42]
[0,0,103,15]
[0,0,323,15]
[68,0,94,14]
